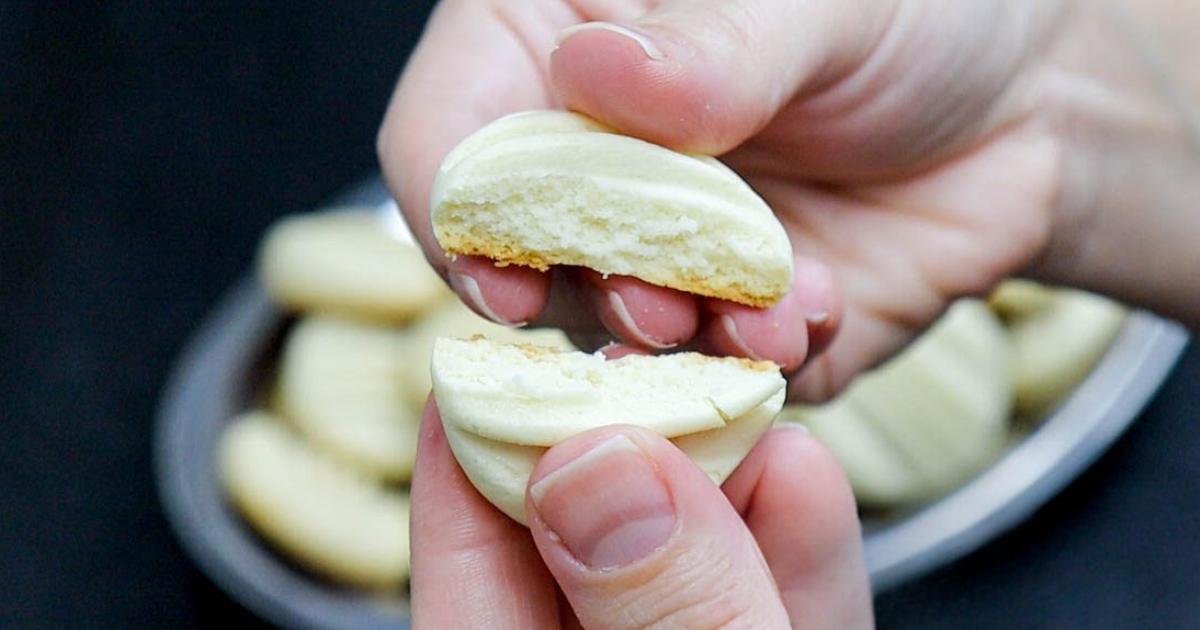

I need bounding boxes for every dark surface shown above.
[1,3,1196,628]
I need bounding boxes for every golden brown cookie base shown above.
[438,233,783,308]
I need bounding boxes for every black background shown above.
[2,2,1197,628]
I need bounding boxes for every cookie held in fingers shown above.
[400,299,575,413]
[431,337,786,524]
[430,110,793,307]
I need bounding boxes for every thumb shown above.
[525,427,790,629]
[549,0,894,154]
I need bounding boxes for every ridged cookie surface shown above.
[431,111,793,307]
[400,299,575,412]
[432,337,783,445]
[219,412,411,590]
[432,337,785,524]
[782,300,1013,506]
[259,210,447,321]
[276,315,419,482]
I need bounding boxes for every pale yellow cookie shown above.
[276,315,418,482]
[400,299,574,412]
[1006,287,1126,415]
[430,110,793,307]
[432,337,785,524]
[259,210,448,322]
[988,279,1057,320]
[218,412,410,590]
[783,300,1014,507]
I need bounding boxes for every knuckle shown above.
[598,542,766,630]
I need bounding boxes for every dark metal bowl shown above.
[155,176,1189,629]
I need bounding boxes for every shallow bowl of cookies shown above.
[155,176,1189,629]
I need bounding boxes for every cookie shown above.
[430,110,793,307]
[218,412,411,590]
[259,210,448,322]
[431,337,785,524]
[276,315,419,482]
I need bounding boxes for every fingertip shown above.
[524,427,680,573]
[526,425,791,628]
[805,309,841,359]
[581,271,699,351]
[447,255,550,327]
[791,256,843,358]
[525,425,747,579]
[732,424,870,628]
[723,423,853,516]
[699,255,841,372]
[751,425,858,527]
[699,303,809,372]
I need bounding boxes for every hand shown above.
[409,402,872,629]
[379,0,1200,401]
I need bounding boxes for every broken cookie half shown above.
[431,337,786,525]
[430,110,794,307]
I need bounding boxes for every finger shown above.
[378,1,574,325]
[772,124,1058,402]
[698,254,841,373]
[722,426,874,629]
[785,306,900,404]
[550,0,892,154]
[579,270,699,350]
[525,426,791,630]
[409,399,559,629]
[534,268,700,352]
[448,255,550,327]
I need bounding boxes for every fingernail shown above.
[720,315,766,361]
[530,434,676,569]
[555,22,665,61]
[791,257,837,329]
[597,340,622,355]
[607,291,675,349]
[597,341,637,360]
[448,272,526,327]
[777,421,811,435]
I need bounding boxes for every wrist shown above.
[1030,0,1200,327]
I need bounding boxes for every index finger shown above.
[409,400,560,629]
[721,426,874,629]
[377,1,577,325]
